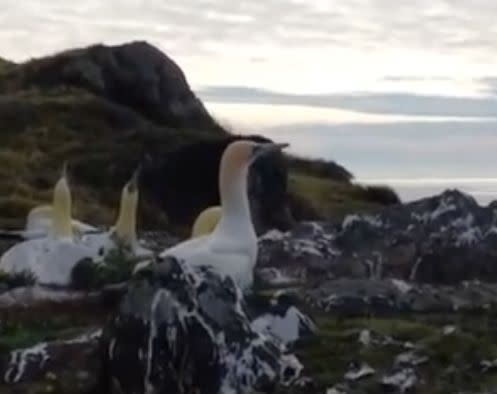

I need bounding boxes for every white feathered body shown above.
[0,237,96,286]
[160,226,258,291]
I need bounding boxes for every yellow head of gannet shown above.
[215,140,289,233]
[52,162,73,238]
[191,206,222,238]
[113,165,141,246]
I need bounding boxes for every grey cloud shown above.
[259,120,497,178]
[3,0,497,62]
[479,77,497,96]
[383,76,453,82]
[197,85,497,118]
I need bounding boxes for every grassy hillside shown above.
[0,44,400,232]
[0,85,218,228]
[289,172,399,221]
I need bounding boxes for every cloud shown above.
[2,1,497,61]
[256,120,497,179]
[383,76,454,82]
[478,77,497,96]
[198,85,497,118]
[3,0,497,95]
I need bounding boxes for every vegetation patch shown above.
[70,246,139,291]
[0,312,97,352]
[292,314,497,394]
[288,172,400,222]
[0,269,36,290]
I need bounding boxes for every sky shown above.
[2,1,497,202]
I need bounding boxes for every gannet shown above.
[156,140,289,291]
[0,168,97,241]
[23,204,98,239]
[80,166,152,260]
[191,205,222,238]
[0,164,95,285]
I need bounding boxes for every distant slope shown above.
[0,42,400,233]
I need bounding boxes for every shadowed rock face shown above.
[140,134,293,233]
[257,190,497,286]
[99,256,302,394]
[2,41,222,131]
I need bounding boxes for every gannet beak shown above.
[128,165,142,192]
[61,161,69,181]
[251,142,289,163]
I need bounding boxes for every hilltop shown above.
[0,41,399,235]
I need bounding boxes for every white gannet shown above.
[0,164,95,286]
[191,205,222,238]
[80,166,152,260]
[0,169,98,241]
[155,139,289,291]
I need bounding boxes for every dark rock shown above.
[100,256,302,394]
[245,290,317,346]
[0,329,101,389]
[3,42,222,131]
[380,367,418,393]
[304,278,497,316]
[257,190,497,285]
[140,134,294,233]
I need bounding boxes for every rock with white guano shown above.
[101,256,303,394]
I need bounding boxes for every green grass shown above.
[0,57,15,75]
[0,312,100,352]
[288,172,392,221]
[0,269,36,289]
[70,245,140,290]
[0,86,222,229]
[292,314,497,394]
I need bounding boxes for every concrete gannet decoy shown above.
[0,164,95,285]
[156,140,289,291]
[80,166,152,260]
[191,206,222,238]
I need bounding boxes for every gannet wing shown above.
[0,238,45,276]
[159,235,211,260]
[37,241,94,286]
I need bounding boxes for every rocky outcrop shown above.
[303,278,497,316]
[1,330,102,388]
[5,189,497,394]
[1,42,222,131]
[98,256,303,394]
[257,190,497,286]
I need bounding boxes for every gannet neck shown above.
[52,174,73,239]
[114,180,138,245]
[215,150,254,236]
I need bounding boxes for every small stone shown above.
[45,371,57,381]
[442,325,456,335]
[359,329,371,346]
[344,362,375,381]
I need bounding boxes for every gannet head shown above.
[219,139,289,192]
[52,161,73,239]
[217,139,289,229]
[114,165,141,247]
[191,206,222,238]
[221,139,289,174]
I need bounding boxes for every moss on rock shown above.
[291,314,497,394]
